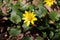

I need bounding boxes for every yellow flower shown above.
[22,11,37,26]
[44,0,55,6]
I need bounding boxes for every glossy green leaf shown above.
[22,36,33,40]
[35,6,47,18]
[49,11,59,21]
[28,4,35,11]
[49,31,54,39]
[20,4,29,11]
[10,10,21,24]
[43,32,47,38]
[35,36,43,40]
[36,26,48,30]
[9,28,21,36]
[57,0,60,6]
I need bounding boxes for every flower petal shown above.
[31,20,34,24]
[26,21,30,26]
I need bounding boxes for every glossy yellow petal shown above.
[23,14,26,16]
[31,20,34,24]
[33,18,37,20]
[22,18,26,20]
[24,20,27,23]
[26,21,30,26]
[25,11,28,14]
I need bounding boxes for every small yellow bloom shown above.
[22,11,37,26]
[44,0,55,6]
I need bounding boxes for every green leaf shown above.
[39,6,47,13]
[9,28,21,36]
[20,4,29,11]
[22,36,33,40]
[35,6,47,18]
[16,11,23,18]
[57,0,60,6]
[28,4,35,11]
[20,4,35,11]
[42,32,47,38]
[53,29,60,40]
[9,10,21,24]
[9,3,22,24]
[49,31,54,39]
[22,24,32,31]
[12,5,19,11]
[52,29,60,40]
[36,26,48,30]
[10,3,23,17]
[49,11,59,21]
[35,36,43,40]
[52,35,60,40]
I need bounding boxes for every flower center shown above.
[27,15,32,21]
